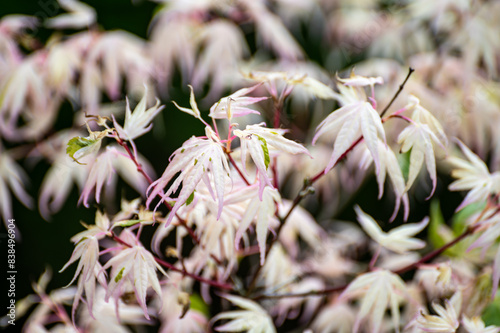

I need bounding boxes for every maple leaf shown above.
[71,210,111,242]
[462,315,500,333]
[212,295,277,333]
[243,71,337,100]
[354,205,428,254]
[234,186,281,265]
[59,235,105,318]
[172,85,204,123]
[147,126,231,225]
[336,72,384,87]
[66,123,112,165]
[397,122,446,197]
[234,123,310,197]
[0,149,33,228]
[45,0,96,29]
[448,139,500,211]
[340,269,407,333]
[405,95,448,146]
[79,146,153,208]
[209,84,267,121]
[113,85,164,141]
[103,237,167,320]
[414,292,461,333]
[313,99,385,174]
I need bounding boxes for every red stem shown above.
[115,136,154,184]
[227,151,250,186]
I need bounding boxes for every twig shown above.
[253,285,345,300]
[226,151,251,186]
[379,67,414,118]
[115,135,154,184]
[393,224,479,275]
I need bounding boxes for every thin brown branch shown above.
[393,224,479,275]
[253,285,345,301]
[379,67,415,118]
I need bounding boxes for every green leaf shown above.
[483,291,500,326]
[186,191,195,206]
[257,135,270,170]
[452,201,485,235]
[114,267,125,283]
[66,136,96,164]
[429,200,468,257]
[189,293,209,317]
[429,200,448,249]
[115,219,142,228]
[398,149,411,182]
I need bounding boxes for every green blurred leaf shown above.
[483,291,500,326]
[452,201,485,235]
[428,200,466,257]
[66,136,97,164]
[189,293,209,317]
[114,219,142,228]
[429,200,449,249]
[398,149,411,182]
[186,191,195,206]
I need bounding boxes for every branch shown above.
[114,135,154,184]
[393,224,479,275]
[379,67,414,118]
[226,151,251,186]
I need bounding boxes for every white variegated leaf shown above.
[355,206,428,254]
[314,101,385,174]
[213,295,277,333]
[102,242,167,319]
[340,270,407,333]
[244,123,311,156]
[235,187,281,265]
[398,123,445,197]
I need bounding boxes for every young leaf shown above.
[397,123,445,197]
